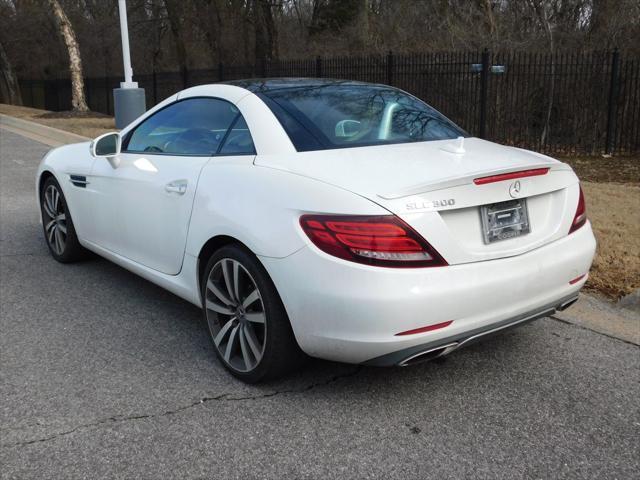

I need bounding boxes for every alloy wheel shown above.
[42,185,67,255]
[205,258,267,372]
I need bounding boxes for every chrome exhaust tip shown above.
[558,295,579,311]
[398,342,459,367]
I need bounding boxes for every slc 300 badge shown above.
[405,198,456,211]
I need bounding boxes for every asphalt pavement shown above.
[1,127,638,479]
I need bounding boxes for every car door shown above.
[87,97,240,275]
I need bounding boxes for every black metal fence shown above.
[18,49,639,156]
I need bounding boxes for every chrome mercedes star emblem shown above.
[509,180,521,198]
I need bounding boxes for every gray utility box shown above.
[113,88,146,129]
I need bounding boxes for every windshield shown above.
[260,83,467,152]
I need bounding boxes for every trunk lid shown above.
[256,137,580,264]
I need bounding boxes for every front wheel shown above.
[40,176,86,262]
[201,245,304,383]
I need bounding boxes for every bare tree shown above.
[47,0,88,111]
[529,0,556,147]
[0,39,22,105]
[254,0,279,65]
[164,0,189,72]
[2,0,639,81]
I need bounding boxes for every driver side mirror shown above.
[91,132,121,158]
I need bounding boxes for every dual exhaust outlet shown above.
[397,295,579,367]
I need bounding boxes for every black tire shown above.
[201,244,305,383]
[40,176,86,263]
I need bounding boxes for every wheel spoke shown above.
[242,289,260,309]
[57,222,67,235]
[55,213,66,222]
[243,322,262,359]
[224,325,239,362]
[47,224,56,243]
[244,312,265,324]
[213,318,236,347]
[207,279,234,306]
[53,188,60,211]
[221,260,236,303]
[54,227,63,253]
[206,299,234,315]
[44,189,55,218]
[238,327,252,370]
[43,200,55,219]
[45,219,56,232]
[232,261,241,303]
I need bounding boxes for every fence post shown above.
[605,48,620,155]
[152,68,158,106]
[218,62,224,82]
[182,65,189,89]
[316,56,323,77]
[478,48,490,139]
[386,50,394,85]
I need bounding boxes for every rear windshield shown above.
[260,84,467,152]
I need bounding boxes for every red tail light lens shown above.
[569,185,587,234]
[300,215,447,268]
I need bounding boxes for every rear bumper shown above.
[259,222,596,365]
[364,293,578,366]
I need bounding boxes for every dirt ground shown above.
[561,156,639,299]
[1,103,638,299]
[581,182,640,299]
[0,103,114,138]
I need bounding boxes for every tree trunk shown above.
[165,0,189,72]
[0,40,23,105]
[538,1,555,148]
[47,0,88,112]
[254,0,278,66]
[481,0,498,47]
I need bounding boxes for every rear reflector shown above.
[300,214,447,268]
[395,320,453,336]
[474,168,549,185]
[569,274,586,285]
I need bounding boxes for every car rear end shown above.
[249,80,596,365]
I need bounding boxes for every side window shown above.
[124,98,238,155]
[219,115,256,155]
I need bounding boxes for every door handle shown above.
[165,180,188,195]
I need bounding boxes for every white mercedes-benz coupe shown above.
[36,79,596,382]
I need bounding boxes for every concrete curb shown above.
[0,114,89,146]
[618,289,640,312]
[554,292,639,345]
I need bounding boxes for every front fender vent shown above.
[69,175,89,188]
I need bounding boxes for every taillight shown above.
[299,214,447,268]
[569,185,587,234]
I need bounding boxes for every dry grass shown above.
[582,182,640,299]
[560,156,640,184]
[0,103,115,138]
[1,104,638,299]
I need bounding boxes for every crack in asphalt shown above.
[1,366,362,448]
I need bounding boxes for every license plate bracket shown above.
[480,199,530,244]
